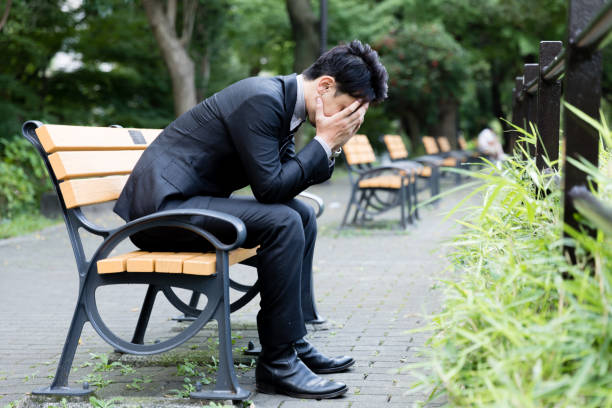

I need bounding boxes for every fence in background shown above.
[510,0,612,261]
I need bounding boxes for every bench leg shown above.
[412,181,420,220]
[33,303,94,396]
[340,185,358,229]
[172,291,201,322]
[399,186,408,229]
[303,270,326,325]
[404,185,413,225]
[131,284,160,344]
[191,253,250,401]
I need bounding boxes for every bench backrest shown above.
[422,136,440,155]
[457,135,468,151]
[382,134,408,160]
[343,134,376,166]
[35,125,162,209]
[437,136,452,153]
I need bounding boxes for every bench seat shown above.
[97,247,258,275]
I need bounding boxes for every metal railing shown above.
[510,0,612,262]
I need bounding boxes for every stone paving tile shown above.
[0,175,471,407]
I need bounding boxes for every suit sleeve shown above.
[226,94,332,203]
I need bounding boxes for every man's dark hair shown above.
[303,40,388,104]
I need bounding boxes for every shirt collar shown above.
[290,74,307,132]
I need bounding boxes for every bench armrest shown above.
[381,162,424,172]
[356,165,414,179]
[297,191,325,218]
[109,209,247,252]
[412,155,444,165]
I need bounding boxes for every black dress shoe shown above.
[256,344,348,399]
[293,338,355,374]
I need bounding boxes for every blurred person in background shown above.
[478,127,506,161]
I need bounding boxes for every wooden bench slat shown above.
[422,136,440,155]
[49,150,144,180]
[155,252,202,273]
[442,157,458,167]
[97,251,148,274]
[182,253,217,276]
[437,136,452,153]
[183,247,258,276]
[36,125,161,153]
[458,135,468,151]
[59,175,128,209]
[383,135,409,160]
[126,252,173,272]
[344,135,376,165]
[96,247,258,276]
[358,175,412,189]
[419,166,432,178]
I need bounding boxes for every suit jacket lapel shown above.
[281,73,298,140]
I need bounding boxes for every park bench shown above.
[456,135,481,161]
[340,134,421,229]
[436,136,472,162]
[20,120,324,401]
[395,135,461,185]
[382,134,440,200]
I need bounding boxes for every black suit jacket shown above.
[114,74,333,221]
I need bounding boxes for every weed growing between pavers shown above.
[408,118,612,406]
[61,332,256,403]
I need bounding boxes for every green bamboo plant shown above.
[410,109,612,407]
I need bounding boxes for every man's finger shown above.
[347,112,363,127]
[334,100,362,119]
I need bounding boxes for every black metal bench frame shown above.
[21,120,324,401]
[340,160,419,229]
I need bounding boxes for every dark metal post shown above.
[320,0,328,55]
[511,76,524,154]
[536,41,563,171]
[523,64,539,159]
[562,0,604,263]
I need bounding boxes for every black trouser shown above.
[130,196,317,347]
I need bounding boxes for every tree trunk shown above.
[286,0,320,73]
[429,99,458,147]
[286,0,320,151]
[401,111,420,153]
[0,0,12,32]
[142,0,197,117]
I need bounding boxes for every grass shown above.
[409,119,612,407]
[0,212,61,239]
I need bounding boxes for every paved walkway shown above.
[0,173,469,408]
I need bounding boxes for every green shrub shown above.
[0,135,51,219]
[412,122,612,406]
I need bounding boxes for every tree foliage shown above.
[376,23,470,143]
[1,0,611,217]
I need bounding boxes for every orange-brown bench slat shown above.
[59,175,129,209]
[49,150,143,180]
[36,125,161,153]
[97,251,148,274]
[154,252,202,273]
[183,247,258,276]
[98,248,258,275]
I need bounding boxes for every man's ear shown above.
[316,76,336,96]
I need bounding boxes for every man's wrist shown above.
[314,135,333,159]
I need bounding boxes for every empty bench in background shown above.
[21,121,324,401]
[340,134,422,229]
[382,134,441,201]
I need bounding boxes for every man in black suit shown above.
[114,40,388,399]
